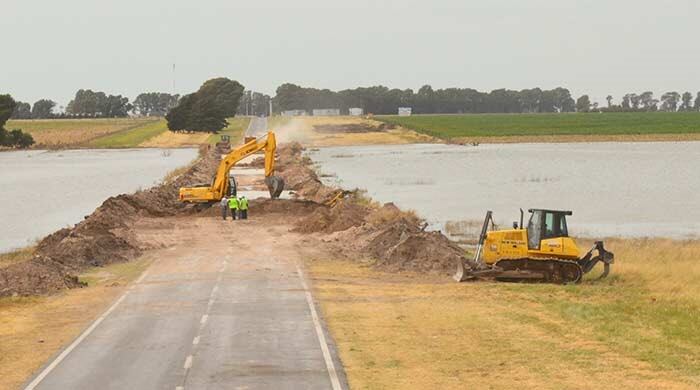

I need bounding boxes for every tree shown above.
[679,92,693,111]
[660,92,680,112]
[695,92,700,111]
[31,99,56,118]
[133,92,180,116]
[639,91,658,111]
[621,94,631,109]
[606,95,613,108]
[11,101,32,119]
[0,94,34,148]
[0,94,14,125]
[166,77,244,133]
[66,89,131,117]
[576,95,591,112]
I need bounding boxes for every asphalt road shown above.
[25,217,346,390]
[246,117,269,138]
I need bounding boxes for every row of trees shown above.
[166,78,244,133]
[274,84,700,115]
[273,84,578,114]
[11,99,57,119]
[577,91,700,113]
[0,95,35,148]
[10,91,182,119]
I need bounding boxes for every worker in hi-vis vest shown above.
[238,196,249,220]
[228,196,239,220]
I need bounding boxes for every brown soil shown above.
[0,144,221,297]
[277,143,469,275]
[2,140,468,296]
[313,122,394,134]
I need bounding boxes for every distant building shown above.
[398,107,412,116]
[281,110,308,116]
[348,107,364,116]
[312,108,341,116]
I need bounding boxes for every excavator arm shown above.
[179,131,284,203]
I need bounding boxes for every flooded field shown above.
[309,142,700,239]
[0,148,198,253]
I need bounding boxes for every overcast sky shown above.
[2,0,699,108]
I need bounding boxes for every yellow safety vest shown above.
[228,197,239,209]
[239,197,249,210]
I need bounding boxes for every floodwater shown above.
[309,142,700,239]
[0,148,198,253]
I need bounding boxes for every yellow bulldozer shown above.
[455,209,614,284]
[179,131,284,203]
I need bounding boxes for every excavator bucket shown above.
[265,176,285,199]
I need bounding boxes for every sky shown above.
[2,0,699,109]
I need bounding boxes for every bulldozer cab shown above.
[527,209,571,250]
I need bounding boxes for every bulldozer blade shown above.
[453,259,472,282]
[265,176,285,199]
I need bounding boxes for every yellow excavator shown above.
[455,209,614,284]
[179,131,284,203]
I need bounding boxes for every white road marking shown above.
[24,268,151,390]
[295,262,343,390]
[175,386,184,390]
[134,269,151,284]
[178,257,227,389]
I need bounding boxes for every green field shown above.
[377,112,700,139]
[89,119,168,148]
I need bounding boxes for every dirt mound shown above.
[251,198,324,216]
[0,145,221,297]
[276,143,341,204]
[368,223,465,273]
[0,258,82,296]
[239,156,265,168]
[294,200,370,234]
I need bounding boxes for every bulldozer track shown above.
[494,258,583,284]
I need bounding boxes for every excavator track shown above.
[494,258,583,284]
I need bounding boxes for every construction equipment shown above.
[455,209,614,284]
[179,131,285,203]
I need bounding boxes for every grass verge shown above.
[0,258,151,390]
[89,119,168,148]
[377,112,700,142]
[308,237,700,389]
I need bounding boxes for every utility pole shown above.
[269,97,272,117]
[172,63,176,95]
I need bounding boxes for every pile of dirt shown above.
[293,200,371,234]
[278,142,467,275]
[276,143,340,204]
[0,145,221,297]
[238,156,265,168]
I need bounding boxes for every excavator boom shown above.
[179,131,284,203]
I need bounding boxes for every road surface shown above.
[246,117,269,138]
[25,216,347,390]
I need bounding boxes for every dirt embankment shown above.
[2,141,467,296]
[0,145,221,297]
[277,142,470,275]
